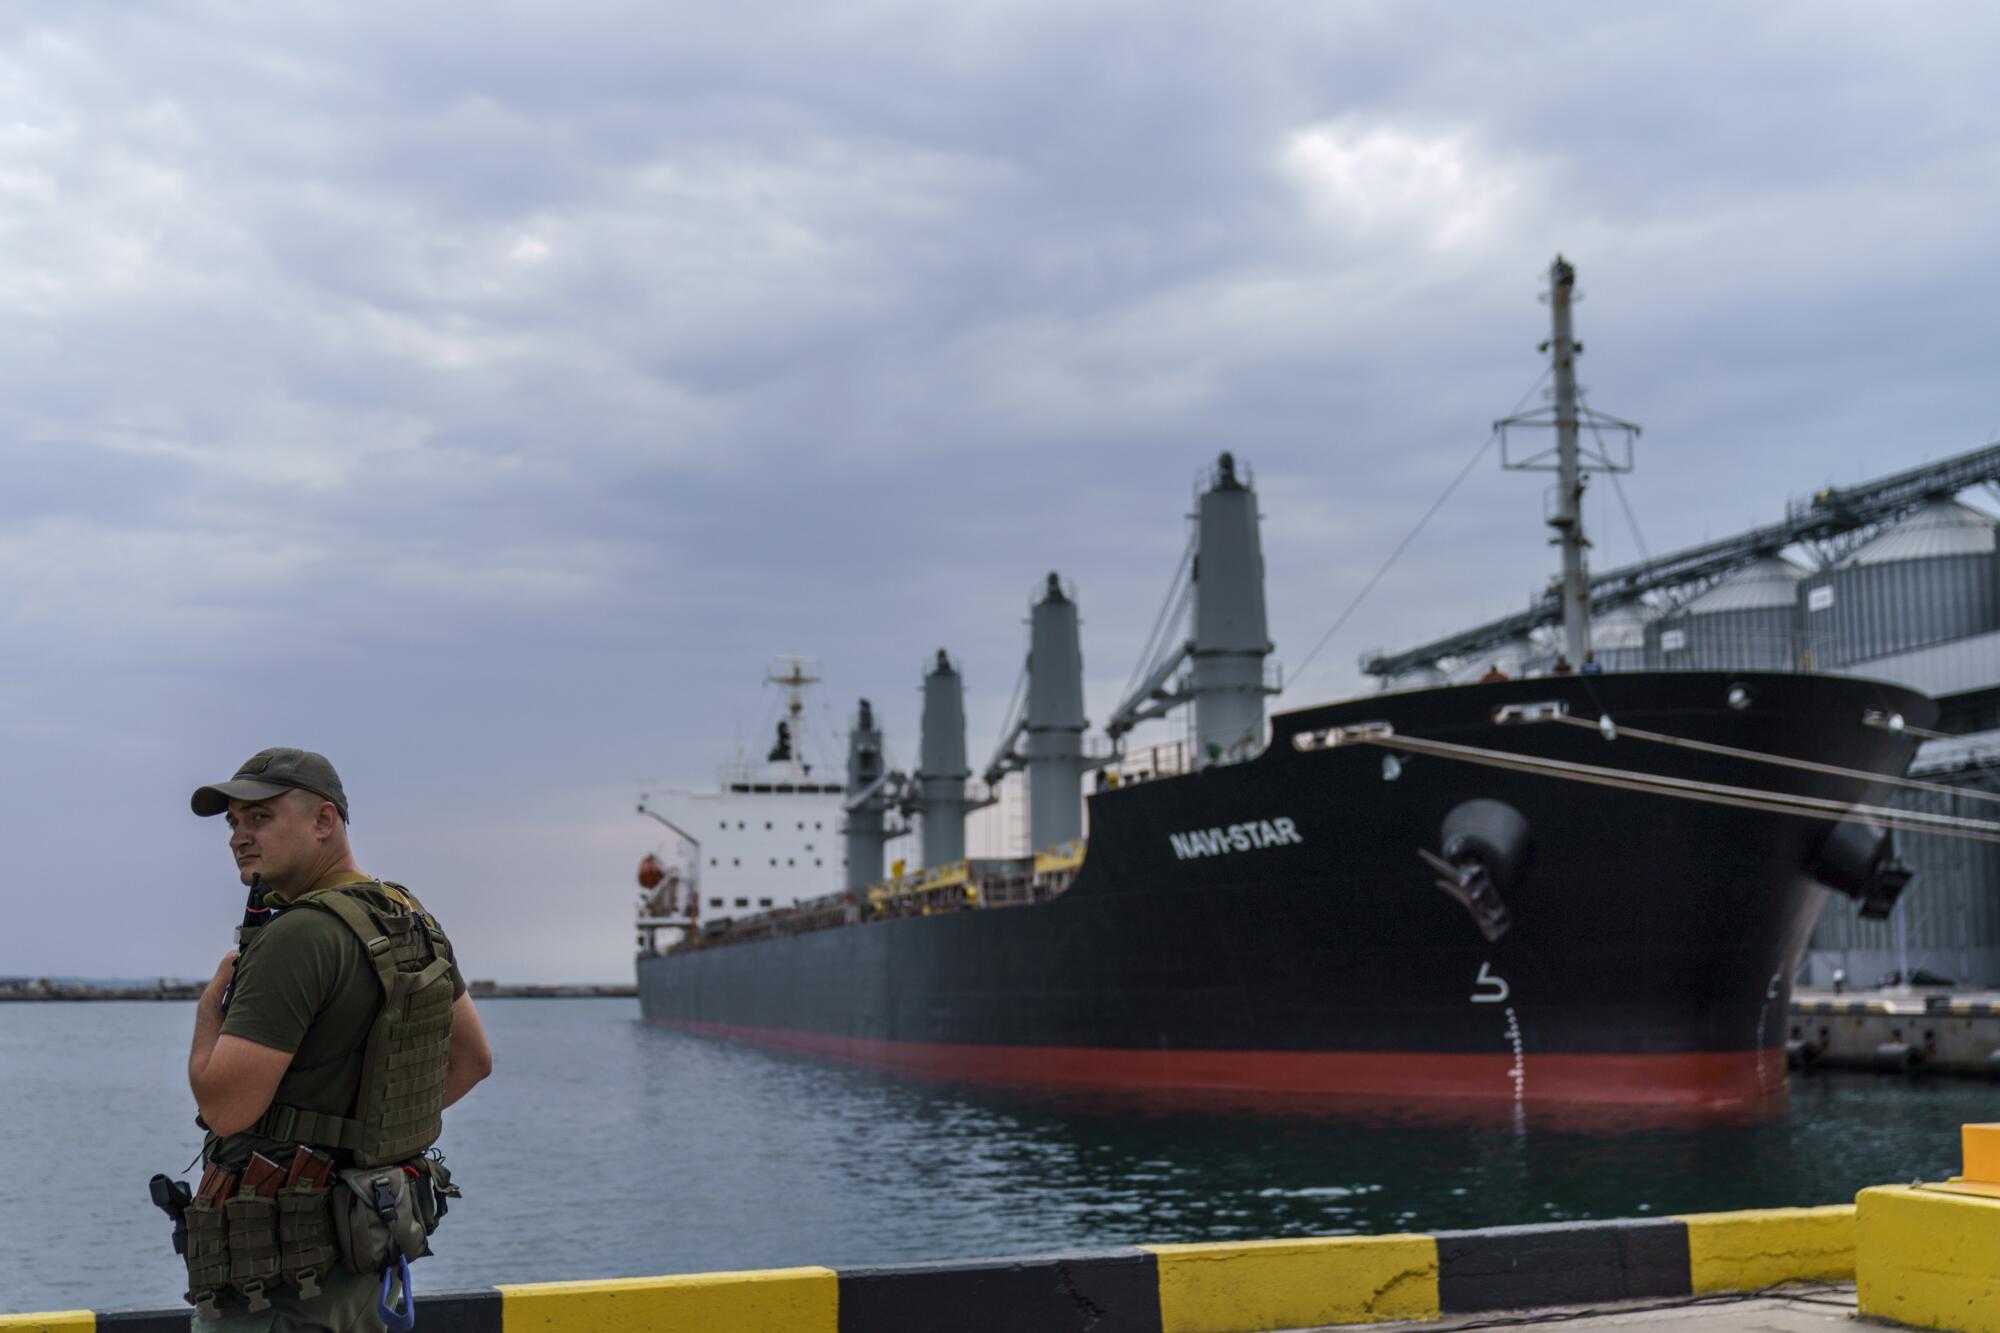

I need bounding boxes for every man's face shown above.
[224,791,323,888]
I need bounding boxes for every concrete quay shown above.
[1368,1283,1858,1333]
[0,1205,1866,1333]
[1791,987,2000,1075]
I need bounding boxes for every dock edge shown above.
[4,1204,1857,1332]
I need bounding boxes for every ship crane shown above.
[1106,452,1281,766]
[842,653,1000,880]
[983,573,1107,852]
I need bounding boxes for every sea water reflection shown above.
[0,997,1977,1313]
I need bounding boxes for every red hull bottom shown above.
[647,1017,1788,1107]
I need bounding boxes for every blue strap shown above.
[378,1255,416,1332]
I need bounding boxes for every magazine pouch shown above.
[278,1183,338,1299]
[182,1198,231,1321]
[223,1194,281,1314]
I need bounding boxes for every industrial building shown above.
[1366,440,2000,989]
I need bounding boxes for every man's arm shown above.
[442,992,493,1109]
[188,952,295,1135]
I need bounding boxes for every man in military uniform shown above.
[185,748,493,1330]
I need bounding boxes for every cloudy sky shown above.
[5,3,1997,982]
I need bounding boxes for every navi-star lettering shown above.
[1167,818,1303,860]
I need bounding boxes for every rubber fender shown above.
[1786,1038,1821,1069]
[1872,1041,1922,1074]
[1441,799,1530,887]
[1987,1049,2000,1079]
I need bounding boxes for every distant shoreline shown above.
[0,981,637,1002]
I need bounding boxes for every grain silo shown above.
[1802,498,2000,669]
[1649,555,1806,671]
[1588,601,1656,672]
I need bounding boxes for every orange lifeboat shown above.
[637,853,667,889]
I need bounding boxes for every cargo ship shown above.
[633,259,1942,1106]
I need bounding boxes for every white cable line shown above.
[1346,731,2000,843]
[1122,532,1197,704]
[987,663,1029,772]
[1546,713,2000,807]
[1293,368,1553,685]
[1601,442,1652,562]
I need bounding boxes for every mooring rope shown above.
[1338,730,2000,845]
[1539,712,2000,809]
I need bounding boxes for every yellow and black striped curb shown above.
[0,1204,1856,1332]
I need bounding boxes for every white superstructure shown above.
[638,659,851,936]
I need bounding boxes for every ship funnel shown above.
[844,697,893,891]
[917,649,971,868]
[1191,452,1275,761]
[1026,573,1087,850]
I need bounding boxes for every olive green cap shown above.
[191,747,349,822]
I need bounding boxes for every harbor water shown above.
[1,996,1984,1315]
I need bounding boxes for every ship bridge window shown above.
[814,821,823,830]
[708,898,722,908]
[787,858,795,867]
[814,858,822,867]
[765,821,773,830]
[709,858,717,867]
[732,858,740,866]
[718,821,726,831]
[759,898,773,907]
[735,898,748,908]
[769,858,777,867]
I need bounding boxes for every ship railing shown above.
[1100,739,1194,787]
[665,856,1079,953]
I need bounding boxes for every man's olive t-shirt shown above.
[210,871,465,1169]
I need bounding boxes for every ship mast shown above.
[764,656,820,778]
[1547,258,1589,663]
[1498,256,1640,669]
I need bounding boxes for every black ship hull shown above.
[639,672,1931,1105]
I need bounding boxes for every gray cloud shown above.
[4,1,1998,980]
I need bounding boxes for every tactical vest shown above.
[244,881,459,1168]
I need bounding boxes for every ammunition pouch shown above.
[224,1195,282,1312]
[180,1194,291,1320]
[183,1200,231,1321]
[179,1159,455,1320]
[278,1183,338,1299]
